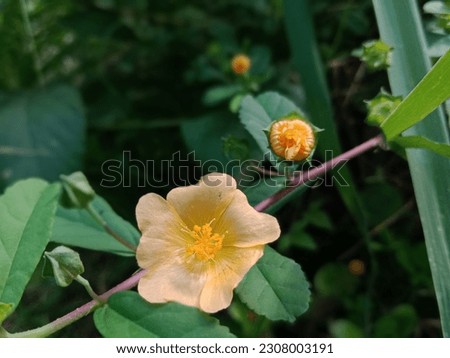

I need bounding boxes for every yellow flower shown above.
[231,54,251,75]
[269,117,316,161]
[136,173,280,313]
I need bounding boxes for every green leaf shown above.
[94,291,235,338]
[0,302,13,325]
[329,319,364,338]
[392,135,450,158]
[0,84,85,189]
[181,112,259,166]
[60,171,95,209]
[374,304,418,338]
[51,196,140,256]
[239,92,303,154]
[202,84,241,106]
[374,0,450,337]
[314,263,358,298]
[424,1,450,15]
[236,246,310,322]
[427,32,450,57]
[44,246,84,287]
[0,179,61,310]
[360,183,403,227]
[380,49,450,140]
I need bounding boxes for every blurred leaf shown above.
[304,202,334,231]
[380,49,450,140]
[0,179,61,311]
[329,319,364,338]
[202,84,241,106]
[393,135,450,158]
[0,84,85,189]
[423,1,450,15]
[51,196,139,257]
[248,45,272,76]
[236,246,310,322]
[222,136,250,161]
[360,183,403,227]
[314,263,358,298]
[181,112,257,166]
[94,291,234,337]
[374,304,418,337]
[427,32,450,57]
[279,221,318,252]
[44,246,84,287]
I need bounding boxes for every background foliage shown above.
[0,0,447,337]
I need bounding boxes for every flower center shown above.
[186,222,224,261]
[269,119,315,161]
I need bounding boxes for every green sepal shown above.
[365,89,403,126]
[357,39,393,71]
[60,171,95,209]
[43,246,85,287]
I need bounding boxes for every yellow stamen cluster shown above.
[186,223,224,261]
[269,118,315,161]
[231,54,251,75]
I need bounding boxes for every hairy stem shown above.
[5,270,147,338]
[254,134,384,212]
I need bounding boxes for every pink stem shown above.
[254,134,384,212]
[8,270,147,338]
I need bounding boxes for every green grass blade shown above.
[381,49,450,140]
[373,0,450,337]
[283,0,367,228]
[393,135,450,158]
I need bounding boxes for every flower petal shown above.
[199,246,264,313]
[215,190,281,248]
[166,173,237,228]
[136,193,188,269]
[138,260,208,308]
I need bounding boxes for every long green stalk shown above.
[373,0,450,337]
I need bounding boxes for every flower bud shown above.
[269,116,316,161]
[231,54,251,75]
